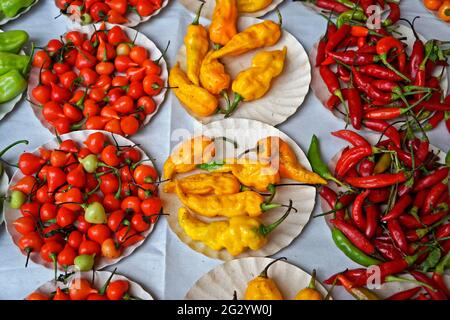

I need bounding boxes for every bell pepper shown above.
[0,69,27,103]
[0,0,35,18]
[209,0,238,46]
[0,52,30,76]
[199,50,231,95]
[163,173,241,195]
[0,30,29,53]
[163,136,215,179]
[169,63,219,117]
[237,0,272,13]
[256,136,327,185]
[198,158,281,192]
[244,257,286,300]
[294,269,324,300]
[210,19,281,60]
[176,181,274,218]
[184,2,209,86]
[177,200,294,256]
[226,47,287,116]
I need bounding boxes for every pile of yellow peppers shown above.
[243,258,326,300]
[169,0,286,118]
[163,135,326,256]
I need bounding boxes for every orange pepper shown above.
[424,0,443,10]
[438,1,450,21]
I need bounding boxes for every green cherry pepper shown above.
[84,202,107,224]
[79,154,99,173]
[0,52,30,76]
[9,190,26,209]
[0,30,29,53]
[0,69,27,103]
[74,254,95,271]
[0,0,36,18]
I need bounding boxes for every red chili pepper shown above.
[350,190,370,231]
[352,67,392,103]
[418,100,450,112]
[436,223,450,240]
[386,287,422,300]
[410,271,447,300]
[432,251,450,298]
[388,144,415,168]
[371,80,399,92]
[382,194,413,222]
[363,119,401,147]
[384,2,401,26]
[325,51,378,66]
[405,18,424,81]
[326,23,351,52]
[368,188,390,203]
[337,64,351,82]
[422,179,448,215]
[346,172,407,189]
[330,219,375,255]
[414,167,449,192]
[358,158,375,177]
[324,268,367,286]
[409,189,428,217]
[373,239,404,261]
[398,215,422,229]
[316,21,337,66]
[336,146,374,177]
[421,211,447,226]
[347,88,363,129]
[364,204,380,239]
[424,112,444,131]
[320,66,345,104]
[331,130,371,148]
[416,139,430,162]
[376,36,407,78]
[360,0,375,16]
[336,37,359,50]
[387,219,410,254]
[319,186,347,220]
[307,0,350,13]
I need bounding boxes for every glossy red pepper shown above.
[347,88,363,130]
[368,188,390,203]
[410,271,447,300]
[330,219,375,255]
[357,65,404,82]
[387,219,410,254]
[320,65,345,104]
[364,204,379,239]
[423,180,448,215]
[331,130,371,148]
[325,51,378,66]
[346,172,407,189]
[384,2,400,26]
[386,287,422,300]
[373,239,404,261]
[382,194,413,222]
[336,146,374,177]
[351,190,370,231]
[414,167,449,192]
[325,24,351,52]
[363,119,401,147]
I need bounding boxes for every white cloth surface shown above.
[0,0,449,300]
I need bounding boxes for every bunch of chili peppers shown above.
[316,11,450,133]
[309,129,449,300]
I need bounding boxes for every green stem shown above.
[259,200,295,236]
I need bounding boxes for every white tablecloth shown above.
[0,0,449,300]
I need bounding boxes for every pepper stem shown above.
[0,140,29,158]
[259,257,287,278]
[192,1,205,25]
[385,275,434,290]
[99,268,117,295]
[259,200,295,236]
[380,55,410,82]
[308,269,317,289]
[224,94,243,118]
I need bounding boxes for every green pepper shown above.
[332,228,382,267]
[0,69,27,103]
[0,30,29,53]
[337,9,367,28]
[0,52,30,76]
[0,0,36,18]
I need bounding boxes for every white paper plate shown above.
[310,24,449,128]
[185,257,329,300]
[0,29,27,121]
[0,169,9,225]
[60,0,169,27]
[4,130,157,271]
[320,134,446,231]
[418,0,450,26]
[0,0,40,26]
[175,16,311,126]
[29,270,153,300]
[179,0,285,20]
[162,118,316,261]
[27,23,168,136]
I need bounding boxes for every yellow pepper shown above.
[199,158,280,192]
[178,201,293,256]
[244,257,285,300]
[373,153,391,174]
[163,136,215,179]
[225,47,287,116]
[169,63,219,117]
[199,50,231,95]
[256,136,327,185]
[237,0,273,13]
[163,173,241,195]
[210,19,281,60]
[175,181,272,218]
[184,2,209,86]
[294,270,323,300]
[209,0,238,46]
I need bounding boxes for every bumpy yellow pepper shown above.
[163,173,240,195]
[169,63,219,117]
[256,136,327,185]
[226,47,287,116]
[200,158,280,192]
[294,270,323,300]
[210,19,281,60]
[199,50,231,95]
[163,136,215,179]
[184,2,209,86]
[178,201,293,256]
[237,0,273,13]
[209,0,238,46]
[175,181,267,217]
[244,257,285,300]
